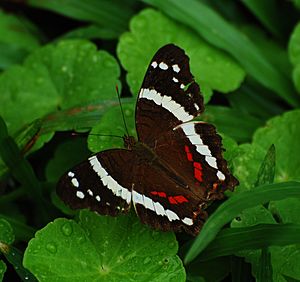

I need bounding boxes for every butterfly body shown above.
[57,44,238,236]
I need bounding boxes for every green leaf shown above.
[289,22,300,93]
[46,138,90,182]
[27,0,135,36]
[184,181,300,264]
[5,246,37,282]
[0,214,35,243]
[257,248,273,282]
[60,24,120,40]
[0,218,14,245]
[241,0,284,38]
[202,105,263,143]
[0,39,120,135]
[24,210,185,281]
[197,224,300,261]
[143,0,299,107]
[0,260,6,282]
[88,102,136,152]
[255,144,276,186]
[117,8,245,101]
[0,10,40,69]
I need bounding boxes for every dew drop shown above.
[46,243,57,254]
[61,222,73,236]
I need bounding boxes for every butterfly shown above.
[57,44,239,236]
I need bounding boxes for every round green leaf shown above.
[0,39,120,134]
[23,211,185,282]
[117,8,245,101]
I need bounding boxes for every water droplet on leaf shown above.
[46,243,57,254]
[61,222,73,236]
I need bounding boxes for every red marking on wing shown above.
[168,195,188,204]
[168,196,177,204]
[185,145,193,161]
[173,195,188,203]
[151,191,166,198]
[184,146,204,182]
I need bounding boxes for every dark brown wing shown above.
[57,149,135,216]
[131,160,207,236]
[136,44,204,146]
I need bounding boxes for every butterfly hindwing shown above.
[57,149,135,216]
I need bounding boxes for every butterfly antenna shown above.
[116,85,130,136]
[71,132,123,139]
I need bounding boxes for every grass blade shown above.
[196,223,300,261]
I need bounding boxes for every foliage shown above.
[0,1,300,281]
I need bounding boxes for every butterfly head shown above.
[123,135,136,150]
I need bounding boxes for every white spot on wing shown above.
[194,103,200,111]
[76,191,85,199]
[217,171,226,181]
[68,171,75,177]
[180,84,185,89]
[71,178,79,187]
[151,61,158,68]
[87,189,93,196]
[182,217,193,226]
[159,62,168,70]
[96,195,101,202]
[173,77,179,83]
[172,64,180,73]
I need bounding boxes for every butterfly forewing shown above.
[136,44,204,146]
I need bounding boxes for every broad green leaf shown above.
[88,102,136,152]
[143,0,299,106]
[117,8,245,101]
[184,181,300,264]
[46,138,90,182]
[0,218,14,245]
[27,0,135,37]
[0,10,40,69]
[24,210,185,281]
[0,39,120,135]
[203,105,263,143]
